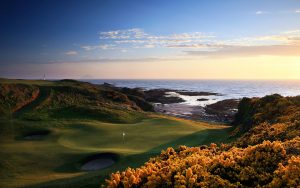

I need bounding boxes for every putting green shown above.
[58,117,214,153]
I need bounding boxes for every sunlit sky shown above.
[1,0,300,79]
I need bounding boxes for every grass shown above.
[0,116,232,188]
[0,78,55,86]
[0,79,233,188]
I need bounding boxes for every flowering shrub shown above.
[105,140,299,188]
[105,95,300,187]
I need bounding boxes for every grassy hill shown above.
[105,94,300,187]
[0,79,232,188]
[0,79,152,123]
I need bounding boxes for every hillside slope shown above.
[105,94,300,187]
[232,94,300,147]
[0,79,153,123]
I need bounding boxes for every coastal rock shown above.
[144,89,185,104]
[197,98,209,101]
[127,95,154,111]
[177,91,219,96]
[205,99,240,123]
[120,87,145,98]
[102,82,116,88]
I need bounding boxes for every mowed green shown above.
[0,79,233,188]
[0,116,232,188]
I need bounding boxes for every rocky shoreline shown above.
[102,83,240,124]
[153,99,239,123]
[143,88,239,123]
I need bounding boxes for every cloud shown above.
[176,29,300,57]
[184,45,300,57]
[282,30,300,35]
[143,44,156,48]
[65,51,78,55]
[99,28,214,41]
[79,28,300,58]
[81,44,115,51]
[48,57,181,64]
[96,28,215,49]
[166,43,224,49]
[255,11,269,15]
[97,28,300,51]
[295,9,300,13]
[99,28,147,39]
[182,29,300,57]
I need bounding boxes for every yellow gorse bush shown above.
[105,140,299,187]
[105,95,300,188]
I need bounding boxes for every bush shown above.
[105,141,299,187]
[105,95,300,188]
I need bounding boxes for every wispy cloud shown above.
[49,57,182,64]
[99,28,147,39]
[94,28,300,51]
[166,43,224,50]
[255,9,300,15]
[185,45,300,57]
[183,30,300,57]
[81,44,115,51]
[65,51,78,55]
[95,28,215,50]
[255,10,269,15]
[79,28,300,58]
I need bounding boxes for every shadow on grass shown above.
[25,126,234,188]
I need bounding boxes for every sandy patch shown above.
[81,158,115,171]
[23,130,50,139]
[80,153,118,171]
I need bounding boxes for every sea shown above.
[83,79,300,107]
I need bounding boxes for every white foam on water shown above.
[165,91,232,107]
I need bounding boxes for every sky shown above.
[0,0,300,79]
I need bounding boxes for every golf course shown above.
[0,79,232,188]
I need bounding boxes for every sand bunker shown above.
[23,130,50,139]
[81,153,118,171]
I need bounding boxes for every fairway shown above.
[0,116,232,188]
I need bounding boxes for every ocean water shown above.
[83,79,300,106]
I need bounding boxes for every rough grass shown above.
[0,79,147,123]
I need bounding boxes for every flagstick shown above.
[122,132,125,143]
